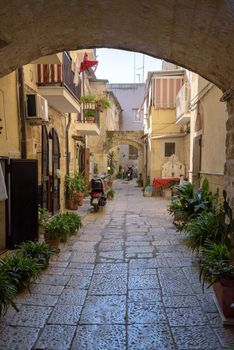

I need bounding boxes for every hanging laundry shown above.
[73,53,80,87]
[0,163,7,201]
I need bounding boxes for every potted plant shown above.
[65,174,78,210]
[38,205,50,235]
[74,173,87,206]
[200,241,234,318]
[84,109,96,123]
[62,212,83,235]
[96,96,110,112]
[80,94,96,110]
[44,214,70,247]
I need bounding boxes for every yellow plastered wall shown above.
[0,72,20,158]
[149,107,187,180]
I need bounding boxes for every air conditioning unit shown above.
[27,94,49,124]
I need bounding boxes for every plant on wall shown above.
[107,151,117,176]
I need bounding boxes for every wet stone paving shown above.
[1,180,234,349]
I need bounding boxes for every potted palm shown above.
[65,174,78,210]
[74,173,87,206]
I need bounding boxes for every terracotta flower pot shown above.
[44,232,60,248]
[66,199,78,210]
[213,278,234,318]
[76,192,84,206]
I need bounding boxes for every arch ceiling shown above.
[0,1,234,90]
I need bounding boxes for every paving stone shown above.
[34,324,76,350]
[67,275,92,289]
[64,267,93,277]
[99,242,124,251]
[70,252,96,263]
[71,325,126,350]
[35,274,70,286]
[128,289,162,303]
[0,325,40,350]
[94,262,127,274]
[171,326,222,349]
[31,283,64,295]
[128,302,166,324]
[80,295,126,324]
[48,304,82,325]
[129,268,157,275]
[97,251,124,260]
[128,324,176,350]
[10,305,52,327]
[128,274,159,290]
[166,257,192,267]
[57,288,87,305]
[213,326,234,347]
[166,307,208,326]
[15,291,58,306]
[67,262,94,269]
[43,266,66,275]
[162,296,199,308]
[49,260,69,267]
[89,273,127,295]
[206,312,223,327]
[129,258,168,269]
[196,292,218,312]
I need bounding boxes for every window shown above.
[129,145,138,160]
[133,108,143,122]
[165,142,175,157]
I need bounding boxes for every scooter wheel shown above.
[93,204,99,212]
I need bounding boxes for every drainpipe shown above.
[17,67,27,159]
[66,113,71,175]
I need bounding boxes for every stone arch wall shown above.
[0,1,234,91]
[104,131,144,174]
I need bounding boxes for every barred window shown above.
[165,142,175,157]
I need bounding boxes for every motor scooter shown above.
[127,167,133,181]
[89,175,108,212]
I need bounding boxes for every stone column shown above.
[224,99,234,208]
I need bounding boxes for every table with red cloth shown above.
[153,177,180,189]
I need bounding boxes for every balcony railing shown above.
[37,52,81,101]
[77,108,100,129]
[176,83,190,121]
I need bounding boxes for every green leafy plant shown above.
[84,109,96,120]
[44,214,71,242]
[62,212,83,235]
[65,174,76,200]
[38,205,50,227]
[107,151,117,176]
[185,211,220,252]
[80,94,96,103]
[19,241,58,269]
[74,172,87,193]
[199,241,234,290]
[96,96,110,110]
[0,253,41,291]
[108,188,115,200]
[0,271,18,315]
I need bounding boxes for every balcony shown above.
[176,83,190,124]
[31,53,63,65]
[75,108,100,136]
[37,52,81,113]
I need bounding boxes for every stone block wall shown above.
[225,99,234,208]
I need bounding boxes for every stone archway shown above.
[104,131,144,175]
[0,1,234,203]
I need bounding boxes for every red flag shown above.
[79,52,98,73]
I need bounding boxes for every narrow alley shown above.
[0,181,234,350]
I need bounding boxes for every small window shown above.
[133,108,143,122]
[165,142,175,157]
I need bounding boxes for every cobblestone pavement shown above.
[1,180,234,349]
